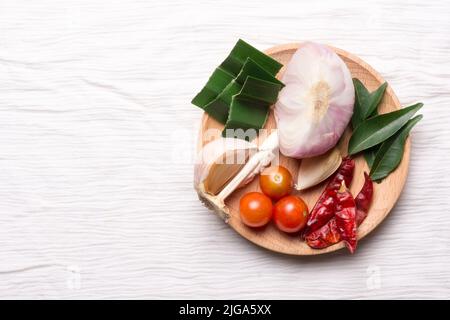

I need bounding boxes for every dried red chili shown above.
[305,172,374,252]
[334,182,357,253]
[325,156,355,191]
[355,173,374,226]
[303,157,355,235]
[305,218,340,249]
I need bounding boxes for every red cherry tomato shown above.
[239,192,273,228]
[273,195,309,233]
[259,166,293,200]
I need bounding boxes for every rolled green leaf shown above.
[222,76,282,140]
[370,115,423,181]
[348,102,423,155]
[351,79,387,129]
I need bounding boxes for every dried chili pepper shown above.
[303,157,355,235]
[305,173,374,252]
[305,218,340,249]
[303,188,337,236]
[325,156,355,190]
[334,181,357,253]
[355,172,374,226]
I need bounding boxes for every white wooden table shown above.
[0,0,449,299]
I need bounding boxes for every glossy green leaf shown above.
[350,80,387,168]
[351,79,387,128]
[348,103,423,155]
[364,146,379,169]
[222,76,282,140]
[363,109,380,169]
[370,115,423,181]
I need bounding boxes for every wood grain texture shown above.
[0,0,449,299]
[199,43,409,255]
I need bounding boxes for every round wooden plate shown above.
[198,43,410,255]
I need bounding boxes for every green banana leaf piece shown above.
[370,115,423,181]
[348,103,423,155]
[352,79,387,129]
[191,39,282,124]
[222,76,282,140]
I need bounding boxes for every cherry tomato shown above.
[259,166,293,200]
[273,195,308,233]
[239,192,273,228]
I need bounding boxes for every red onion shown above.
[275,42,355,158]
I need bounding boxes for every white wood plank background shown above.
[0,0,449,299]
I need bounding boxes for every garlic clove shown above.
[194,132,279,221]
[296,147,342,190]
[194,137,257,190]
[202,148,253,195]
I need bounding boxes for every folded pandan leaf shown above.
[220,39,283,77]
[222,76,282,140]
[202,58,283,123]
[235,58,283,86]
[192,68,234,123]
[191,40,283,124]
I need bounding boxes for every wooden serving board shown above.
[198,43,410,255]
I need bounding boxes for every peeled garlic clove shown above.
[296,147,342,190]
[275,42,354,159]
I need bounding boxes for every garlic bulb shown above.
[194,132,279,221]
[275,42,354,158]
